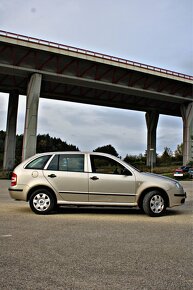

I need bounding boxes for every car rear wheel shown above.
[143,191,166,217]
[29,189,56,215]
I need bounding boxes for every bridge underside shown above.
[0,33,193,169]
[0,39,192,117]
[0,72,183,117]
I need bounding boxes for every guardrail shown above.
[0,30,193,81]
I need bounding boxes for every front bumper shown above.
[174,192,187,204]
[167,183,187,207]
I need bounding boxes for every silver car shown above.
[9,152,186,217]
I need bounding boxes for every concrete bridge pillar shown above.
[181,103,193,165]
[3,91,19,170]
[22,73,42,161]
[145,111,159,167]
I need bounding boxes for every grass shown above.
[0,170,12,179]
[152,166,177,174]
[152,166,191,180]
[136,164,192,180]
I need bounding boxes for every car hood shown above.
[140,172,177,184]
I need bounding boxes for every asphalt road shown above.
[0,180,193,290]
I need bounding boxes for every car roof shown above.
[33,151,110,155]
[30,151,118,158]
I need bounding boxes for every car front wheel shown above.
[143,191,166,217]
[29,189,56,215]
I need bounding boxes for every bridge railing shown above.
[0,30,192,81]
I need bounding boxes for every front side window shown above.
[90,155,130,175]
[26,155,51,169]
[47,154,84,172]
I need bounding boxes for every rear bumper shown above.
[9,187,27,201]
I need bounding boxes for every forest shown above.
[0,130,183,170]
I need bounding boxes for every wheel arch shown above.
[27,185,57,204]
[138,187,169,209]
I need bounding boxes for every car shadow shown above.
[54,206,184,217]
[55,206,143,216]
[16,204,184,217]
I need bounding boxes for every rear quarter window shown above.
[25,155,51,169]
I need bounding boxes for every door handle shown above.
[90,176,99,180]
[48,174,57,178]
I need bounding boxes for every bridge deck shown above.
[0,30,192,117]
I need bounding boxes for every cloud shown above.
[36,99,182,157]
[157,115,182,154]
[36,99,147,156]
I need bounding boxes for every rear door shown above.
[43,153,89,202]
[88,154,136,203]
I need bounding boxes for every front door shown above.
[88,155,136,203]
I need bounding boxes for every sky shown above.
[0,0,193,157]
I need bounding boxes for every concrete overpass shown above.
[0,30,193,170]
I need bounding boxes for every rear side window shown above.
[47,154,84,172]
[26,155,51,169]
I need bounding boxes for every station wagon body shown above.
[9,152,186,217]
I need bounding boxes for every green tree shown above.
[15,134,23,164]
[36,134,79,152]
[0,130,6,167]
[160,147,173,164]
[0,131,79,168]
[93,144,119,157]
[0,130,6,153]
[174,143,183,162]
[123,153,146,168]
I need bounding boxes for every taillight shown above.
[11,172,17,186]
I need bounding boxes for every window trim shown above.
[46,153,85,173]
[90,154,132,176]
[25,155,52,170]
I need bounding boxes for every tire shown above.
[142,191,166,217]
[29,188,56,215]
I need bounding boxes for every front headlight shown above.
[175,182,181,189]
